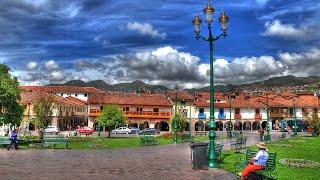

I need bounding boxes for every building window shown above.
[235,108,240,114]
[84,94,88,97]
[61,93,63,96]
[181,100,186,105]
[199,108,204,113]
[100,106,103,110]
[153,108,159,112]
[255,109,260,114]
[75,94,78,97]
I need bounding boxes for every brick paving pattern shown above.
[0,131,297,180]
[0,144,236,180]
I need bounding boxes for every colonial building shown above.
[20,91,88,131]
[88,92,172,131]
[20,86,104,101]
[165,91,194,131]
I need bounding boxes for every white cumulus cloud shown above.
[45,60,59,71]
[125,22,167,39]
[25,61,38,71]
[262,20,313,40]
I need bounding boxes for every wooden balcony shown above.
[124,111,171,119]
[234,114,241,119]
[89,109,171,119]
[254,114,262,120]
[89,109,101,117]
[270,112,289,118]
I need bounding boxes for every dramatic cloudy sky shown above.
[1,0,319,88]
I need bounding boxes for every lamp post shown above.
[265,92,271,143]
[227,100,232,139]
[173,85,179,144]
[192,2,229,168]
[293,98,298,136]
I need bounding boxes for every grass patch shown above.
[219,136,320,180]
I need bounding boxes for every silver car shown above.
[44,126,60,134]
[112,127,131,134]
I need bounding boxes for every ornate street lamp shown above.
[173,85,179,144]
[192,2,229,168]
[293,98,298,136]
[265,92,271,143]
[227,100,232,139]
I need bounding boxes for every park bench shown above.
[232,131,241,138]
[43,136,69,149]
[182,134,193,143]
[195,131,207,136]
[214,144,223,162]
[0,137,11,147]
[231,137,247,150]
[235,149,277,180]
[139,135,158,146]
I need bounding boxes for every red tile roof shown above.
[88,93,172,107]
[20,86,104,94]
[20,92,84,107]
[166,91,194,100]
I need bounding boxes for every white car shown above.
[112,127,131,134]
[44,126,60,134]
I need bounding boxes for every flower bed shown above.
[288,140,306,143]
[89,144,108,148]
[271,143,292,147]
[279,158,320,168]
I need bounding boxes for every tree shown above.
[171,112,188,132]
[305,111,320,136]
[0,64,24,127]
[97,104,126,138]
[32,97,53,140]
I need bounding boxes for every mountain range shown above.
[48,75,320,93]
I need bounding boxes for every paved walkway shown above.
[0,144,236,180]
[0,131,300,180]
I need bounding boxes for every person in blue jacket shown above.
[7,129,18,150]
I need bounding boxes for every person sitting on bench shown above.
[238,142,269,179]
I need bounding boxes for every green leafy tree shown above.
[305,111,320,136]
[171,112,188,132]
[0,64,24,127]
[97,104,126,138]
[32,97,53,140]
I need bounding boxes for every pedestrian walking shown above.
[259,127,264,142]
[7,129,18,150]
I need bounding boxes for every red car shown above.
[76,127,95,135]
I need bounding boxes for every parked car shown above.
[112,127,132,134]
[44,126,60,134]
[138,128,160,135]
[129,127,140,134]
[76,127,95,135]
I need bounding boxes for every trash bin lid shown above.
[190,142,209,147]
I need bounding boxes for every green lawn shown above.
[220,136,320,180]
[14,133,225,150]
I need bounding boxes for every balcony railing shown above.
[270,112,289,118]
[198,113,206,119]
[124,111,171,118]
[234,114,241,119]
[255,113,262,120]
[89,109,171,118]
[218,113,226,120]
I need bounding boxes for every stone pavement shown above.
[0,131,300,180]
[0,144,237,180]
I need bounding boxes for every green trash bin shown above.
[190,142,208,170]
